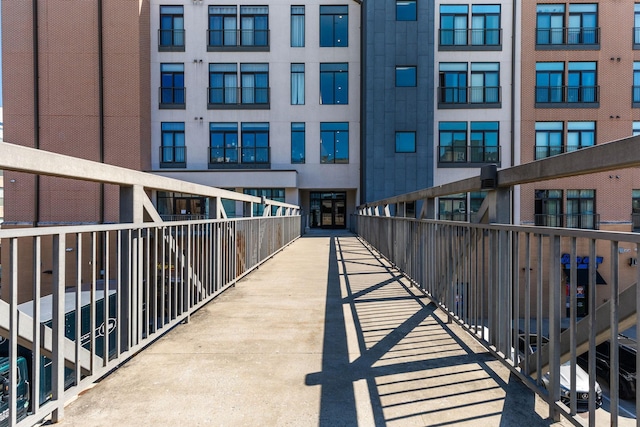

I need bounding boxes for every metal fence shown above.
[355,212,638,426]
[1,215,300,426]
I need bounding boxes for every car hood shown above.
[559,362,590,392]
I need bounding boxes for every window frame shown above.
[159,63,185,109]
[396,0,417,21]
[320,5,348,47]
[241,122,270,164]
[438,122,467,163]
[320,122,349,164]
[291,6,305,47]
[395,131,416,153]
[209,122,239,166]
[291,122,306,164]
[160,122,186,167]
[159,5,185,51]
[320,63,348,105]
[291,63,305,105]
[396,66,417,87]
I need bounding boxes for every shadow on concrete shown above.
[306,236,558,427]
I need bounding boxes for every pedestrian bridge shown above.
[0,140,639,427]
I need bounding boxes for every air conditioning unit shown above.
[629,258,638,266]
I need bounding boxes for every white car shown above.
[541,360,603,410]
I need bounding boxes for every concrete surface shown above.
[52,231,571,427]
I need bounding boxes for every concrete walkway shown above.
[54,231,568,427]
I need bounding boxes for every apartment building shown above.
[149,0,360,229]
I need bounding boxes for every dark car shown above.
[577,335,637,400]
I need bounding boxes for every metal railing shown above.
[438,86,501,106]
[535,86,599,104]
[208,87,270,108]
[158,29,185,51]
[207,29,270,50]
[355,135,640,426]
[439,28,502,48]
[535,27,600,46]
[438,145,500,164]
[0,141,301,426]
[160,146,186,168]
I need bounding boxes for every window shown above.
[291,6,305,47]
[568,4,597,44]
[535,122,563,159]
[395,132,416,153]
[320,122,349,164]
[396,66,417,87]
[320,63,348,104]
[242,123,270,164]
[291,123,305,164]
[240,6,268,47]
[634,62,640,105]
[159,6,184,51]
[209,64,237,105]
[440,5,468,46]
[439,194,467,221]
[567,122,595,152]
[439,122,467,163]
[471,5,500,46]
[632,189,640,231]
[291,64,305,105]
[470,63,499,103]
[469,191,487,221]
[208,63,269,107]
[439,63,467,104]
[634,121,640,136]
[320,5,348,47]
[208,6,237,47]
[635,4,640,46]
[566,190,596,229]
[536,4,564,45]
[470,122,499,162]
[397,0,416,21]
[209,123,238,165]
[535,62,564,103]
[535,190,563,227]
[161,122,185,167]
[243,188,285,216]
[160,63,185,108]
[567,62,597,103]
[241,63,269,105]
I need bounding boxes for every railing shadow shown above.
[306,235,557,426]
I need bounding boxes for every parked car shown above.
[518,332,603,410]
[577,335,637,400]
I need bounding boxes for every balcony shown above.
[159,87,186,109]
[535,85,599,108]
[438,145,500,166]
[536,27,600,50]
[158,29,185,52]
[207,29,270,51]
[208,147,270,169]
[534,213,600,229]
[160,146,186,169]
[438,86,501,109]
[438,28,502,51]
[208,87,270,110]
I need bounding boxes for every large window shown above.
[291,64,305,105]
[535,190,563,227]
[160,63,185,108]
[396,66,417,87]
[395,132,416,153]
[159,6,185,51]
[291,123,305,164]
[396,0,416,21]
[209,63,237,105]
[568,4,597,44]
[470,63,499,103]
[537,4,599,47]
[566,189,596,229]
[243,188,285,216]
[567,122,595,152]
[209,123,238,165]
[471,5,500,46]
[535,62,564,103]
[320,122,349,164]
[635,4,640,46]
[160,122,185,167]
[240,63,269,105]
[208,6,269,49]
[634,62,640,104]
[241,123,270,164]
[439,122,467,163]
[320,5,348,47]
[320,63,348,104]
[535,122,563,159]
[567,62,597,103]
[291,6,305,47]
[470,122,498,162]
[439,194,467,221]
[439,63,467,104]
[537,4,564,45]
[440,5,468,46]
[208,63,269,107]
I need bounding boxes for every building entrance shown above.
[310,192,346,229]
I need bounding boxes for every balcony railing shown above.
[209,147,239,166]
[438,145,500,164]
[241,147,270,165]
[207,29,270,51]
[535,145,594,159]
[208,87,270,109]
[536,27,600,48]
[160,146,186,168]
[535,85,599,106]
[158,29,185,51]
[159,87,186,109]
[534,213,600,229]
[438,28,502,50]
[438,86,502,108]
